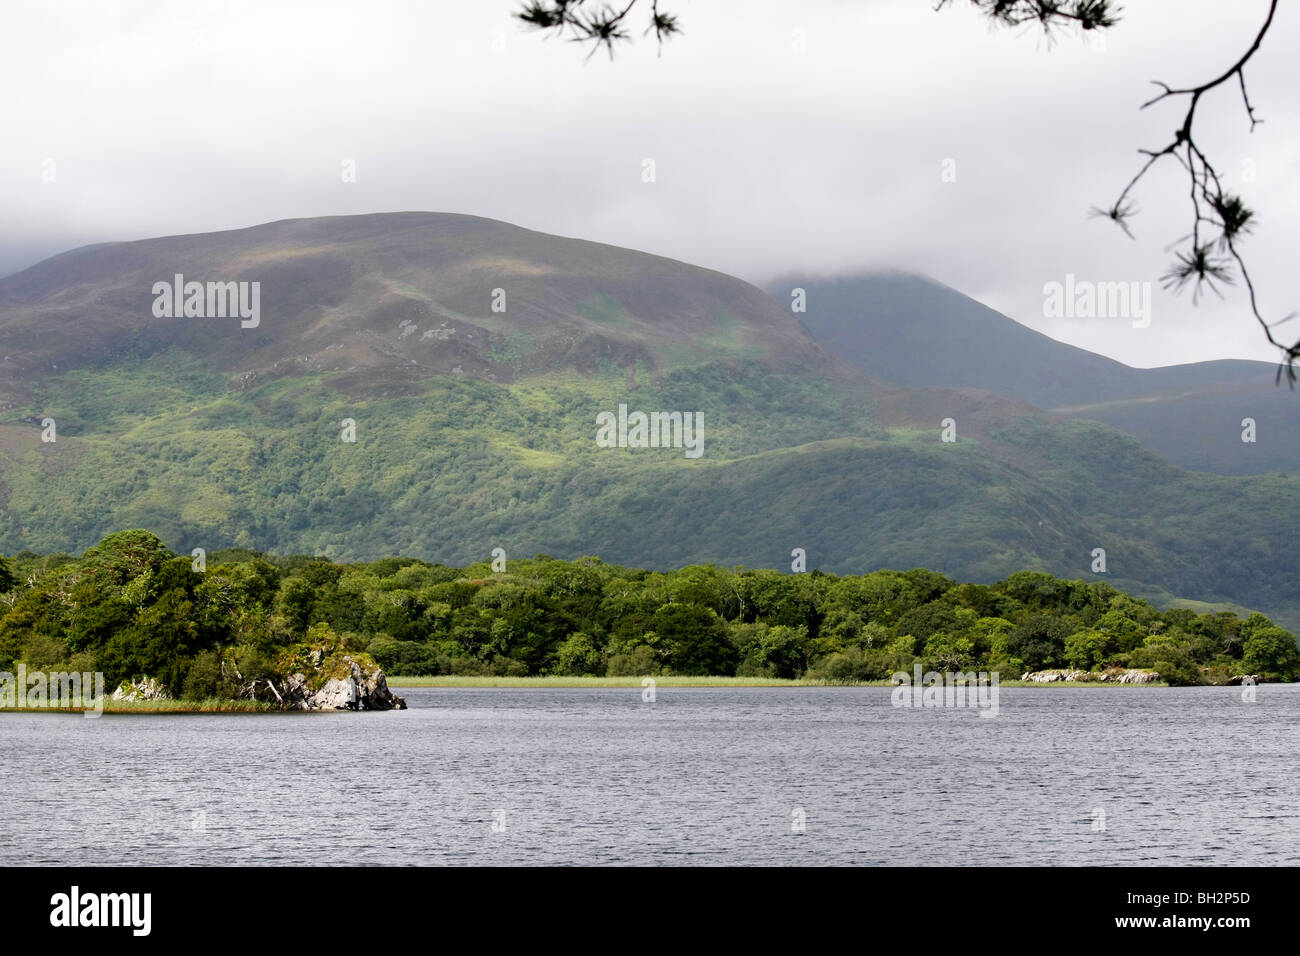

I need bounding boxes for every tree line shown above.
[1,529,1296,696]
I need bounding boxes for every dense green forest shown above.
[1,530,1296,696]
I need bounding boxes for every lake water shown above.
[3,685,1298,865]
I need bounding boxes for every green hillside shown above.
[778,272,1300,475]
[0,214,1297,634]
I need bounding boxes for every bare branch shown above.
[516,0,680,58]
[519,0,1295,379]
[954,0,1294,380]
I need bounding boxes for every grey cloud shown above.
[1,0,1296,366]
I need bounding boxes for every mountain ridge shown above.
[771,271,1298,474]
[0,213,1297,632]
[0,211,839,403]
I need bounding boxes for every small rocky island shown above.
[1020,668,1162,683]
[1019,667,1262,684]
[115,631,406,711]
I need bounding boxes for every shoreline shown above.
[0,677,1188,713]
[386,675,1170,689]
[0,699,278,715]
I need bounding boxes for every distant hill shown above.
[0,214,1297,633]
[0,211,833,404]
[774,272,1298,475]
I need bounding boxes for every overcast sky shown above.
[2,0,1297,366]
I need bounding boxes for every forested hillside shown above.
[2,214,1298,633]
[780,272,1300,475]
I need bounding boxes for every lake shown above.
[4,685,1298,865]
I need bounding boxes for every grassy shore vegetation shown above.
[384,675,1167,688]
[7,698,276,714]
[389,675,818,688]
[0,530,1296,700]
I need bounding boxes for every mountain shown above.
[0,211,831,398]
[0,213,1297,632]
[774,272,1299,475]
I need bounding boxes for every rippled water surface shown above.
[4,685,1298,865]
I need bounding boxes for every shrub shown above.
[606,644,661,677]
[806,646,876,684]
[555,632,603,676]
[181,650,223,700]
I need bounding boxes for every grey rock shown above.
[274,658,405,711]
[111,677,170,701]
[1115,668,1160,684]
